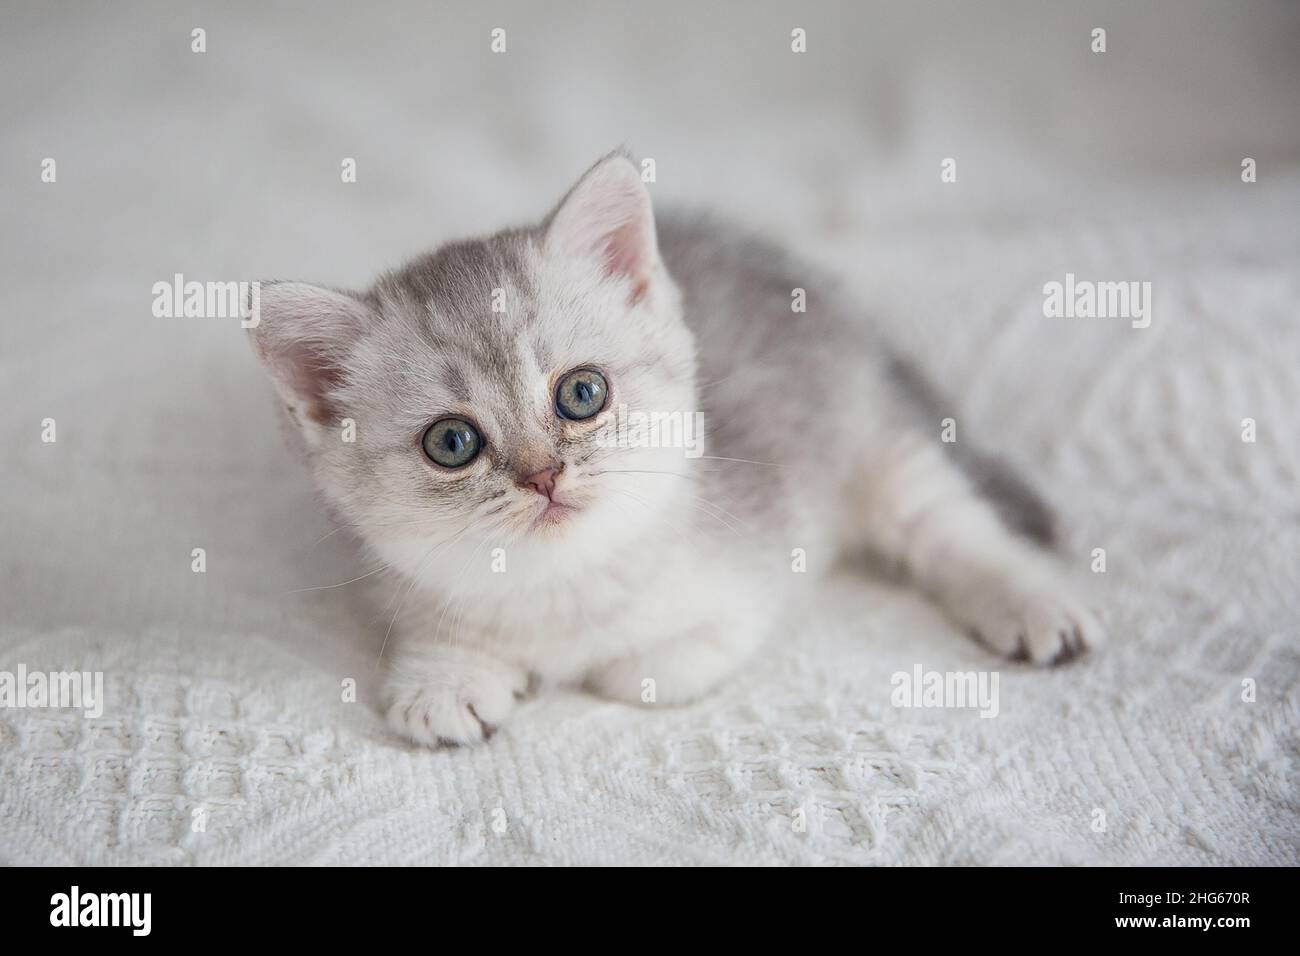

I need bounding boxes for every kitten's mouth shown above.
[529,498,578,531]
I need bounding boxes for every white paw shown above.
[385,655,527,748]
[961,581,1106,666]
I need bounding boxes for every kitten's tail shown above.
[887,356,1056,549]
[950,448,1056,548]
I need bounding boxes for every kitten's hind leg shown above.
[586,633,745,706]
[853,432,1104,665]
[586,605,767,706]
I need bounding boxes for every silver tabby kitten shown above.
[251,152,1103,747]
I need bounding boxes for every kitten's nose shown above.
[517,462,563,499]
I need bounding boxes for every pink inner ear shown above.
[271,339,343,425]
[601,219,652,301]
[251,281,370,430]
[547,157,658,301]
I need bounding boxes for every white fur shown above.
[251,154,1105,749]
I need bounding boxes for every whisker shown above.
[374,525,470,669]
[691,455,785,467]
[434,536,490,645]
[310,525,347,547]
[687,494,756,535]
[280,564,389,595]
[679,498,747,537]
[597,469,751,537]
[591,468,694,479]
[606,486,695,547]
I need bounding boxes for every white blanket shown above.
[2,1,1297,865]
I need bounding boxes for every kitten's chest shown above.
[414,529,780,681]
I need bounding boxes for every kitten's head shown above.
[251,153,698,588]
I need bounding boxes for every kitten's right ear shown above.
[247,281,372,435]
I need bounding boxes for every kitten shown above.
[250,151,1103,747]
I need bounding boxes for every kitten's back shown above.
[656,209,1056,550]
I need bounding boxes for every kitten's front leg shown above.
[857,436,1105,664]
[384,641,528,747]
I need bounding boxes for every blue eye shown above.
[422,418,481,468]
[555,368,608,421]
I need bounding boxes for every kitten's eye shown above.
[555,368,608,421]
[421,418,481,468]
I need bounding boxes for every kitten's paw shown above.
[384,653,527,748]
[962,582,1105,666]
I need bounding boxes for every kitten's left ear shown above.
[544,152,659,302]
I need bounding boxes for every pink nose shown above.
[517,464,562,499]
